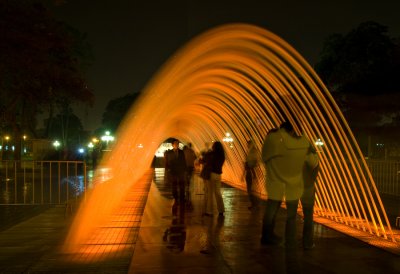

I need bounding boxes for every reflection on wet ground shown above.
[129,168,400,274]
[0,167,398,273]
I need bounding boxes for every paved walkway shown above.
[0,169,399,273]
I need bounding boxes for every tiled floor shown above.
[129,169,400,274]
[0,168,399,273]
[0,172,153,273]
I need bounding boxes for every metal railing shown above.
[1,159,398,205]
[0,160,87,205]
[366,159,400,197]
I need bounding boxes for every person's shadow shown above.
[162,201,187,253]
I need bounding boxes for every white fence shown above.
[0,160,87,205]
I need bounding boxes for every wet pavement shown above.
[0,168,399,273]
[129,169,400,274]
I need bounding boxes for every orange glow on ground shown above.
[63,23,398,259]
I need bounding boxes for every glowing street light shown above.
[315,138,324,147]
[223,132,234,148]
[101,131,115,150]
[21,135,28,155]
[53,140,61,149]
[101,131,114,143]
[89,137,100,150]
[4,135,10,151]
[315,138,324,152]
[3,136,11,155]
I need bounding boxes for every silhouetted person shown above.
[301,146,319,249]
[164,139,187,203]
[183,143,197,190]
[261,121,316,249]
[203,141,225,217]
[245,140,259,210]
[199,143,212,213]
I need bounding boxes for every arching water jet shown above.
[63,23,398,257]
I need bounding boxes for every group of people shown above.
[199,141,226,217]
[164,121,319,250]
[164,139,226,217]
[164,139,197,204]
[242,121,319,250]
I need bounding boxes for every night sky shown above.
[44,0,400,131]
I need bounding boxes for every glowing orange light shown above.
[63,23,398,260]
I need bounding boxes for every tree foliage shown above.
[316,21,400,95]
[315,21,400,127]
[100,93,141,133]
[0,1,94,131]
[46,110,86,149]
[0,0,94,159]
[315,21,400,158]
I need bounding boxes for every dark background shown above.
[44,0,400,130]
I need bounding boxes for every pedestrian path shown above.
[0,171,153,273]
[129,169,400,274]
[0,168,399,273]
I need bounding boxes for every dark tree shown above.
[0,0,94,160]
[316,21,400,95]
[315,21,400,158]
[100,93,141,134]
[315,21,400,126]
[46,110,88,158]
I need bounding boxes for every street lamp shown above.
[4,135,10,148]
[53,140,62,159]
[22,135,27,156]
[53,140,61,149]
[223,132,234,148]
[3,135,10,160]
[101,131,114,151]
[315,138,324,152]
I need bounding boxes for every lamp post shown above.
[101,131,114,151]
[315,138,324,152]
[53,140,61,149]
[21,135,27,159]
[3,135,10,160]
[223,132,234,148]
[53,140,61,159]
[89,138,100,169]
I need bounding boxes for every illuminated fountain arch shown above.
[65,23,398,254]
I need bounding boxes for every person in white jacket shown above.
[261,121,318,249]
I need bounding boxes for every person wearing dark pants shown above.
[301,196,315,249]
[261,199,282,245]
[165,139,187,203]
[301,151,319,249]
[183,143,197,194]
[261,121,318,249]
[245,140,259,210]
